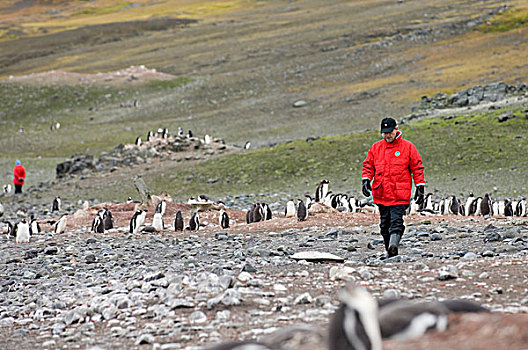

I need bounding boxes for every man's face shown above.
[382,129,397,143]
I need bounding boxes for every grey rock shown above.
[44,246,58,255]
[438,265,458,280]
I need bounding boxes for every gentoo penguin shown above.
[162,128,169,139]
[156,199,167,216]
[147,130,154,142]
[54,214,67,234]
[458,199,465,216]
[177,126,184,137]
[0,203,4,217]
[30,216,40,235]
[315,179,330,203]
[480,193,492,217]
[129,209,147,234]
[204,134,212,144]
[328,285,382,350]
[246,209,252,224]
[423,193,434,211]
[219,209,229,229]
[2,184,11,194]
[152,212,164,231]
[448,195,460,215]
[91,210,105,233]
[378,299,448,340]
[135,136,141,147]
[348,196,358,213]
[252,203,263,223]
[515,199,527,216]
[304,194,313,211]
[262,203,272,220]
[52,196,61,212]
[504,199,514,216]
[324,192,335,208]
[464,193,475,216]
[16,219,30,244]
[157,127,164,138]
[197,194,210,202]
[188,212,199,231]
[205,342,276,350]
[187,130,193,138]
[285,200,296,218]
[296,199,308,221]
[103,207,114,229]
[174,210,184,232]
[3,221,14,237]
[244,141,251,149]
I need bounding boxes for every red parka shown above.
[13,164,26,185]
[362,131,425,206]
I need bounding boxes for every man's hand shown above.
[362,179,372,197]
[414,186,424,205]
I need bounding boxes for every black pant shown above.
[378,204,408,250]
[14,184,23,194]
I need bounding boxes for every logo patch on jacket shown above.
[395,151,401,157]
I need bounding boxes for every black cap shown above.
[380,117,397,133]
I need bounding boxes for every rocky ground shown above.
[1,200,527,349]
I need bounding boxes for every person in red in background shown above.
[362,117,425,257]
[13,160,26,194]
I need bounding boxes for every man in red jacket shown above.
[13,159,26,194]
[362,117,425,257]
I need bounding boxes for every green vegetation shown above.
[142,107,528,202]
[477,6,528,33]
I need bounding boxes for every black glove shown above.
[362,179,372,197]
[414,186,424,205]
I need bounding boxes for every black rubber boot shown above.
[382,235,390,252]
[388,234,401,257]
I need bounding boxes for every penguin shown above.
[129,209,147,234]
[187,130,193,138]
[296,199,308,221]
[378,300,449,340]
[30,216,40,235]
[285,200,296,218]
[0,203,4,217]
[3,220,14,237]
[304,194,313,211]
[246,209,252,224]
[515,199,527,216]
[457,198,465,216]
[163,128,169,139]
[147,130,154,142]
[315,179,330,203]
[91,210,105,233]
[54,215,67,234]
[423,193,435,211]
[219,209,229,229]
[126,196,141,204]
[323,192,335,207]
[103,207,114,230]
[157,127,164,138]
[338,194,350,212]
[155,199,167,216]
[174,210,184,232]
[16,219,30,244]
[205,342,276,350]
[504,199,514,216]
[135,136,142,147]
[330,194,340,209]
[448,195,460,215]
[52,196,61,212]
[348,196,358,213]
[480,193,492,217]
[197,194,210,202]
[152,212,164,231]
[328,285,382,350]
[204,134,212,144]
[252,203,263,223]
[3,184,11,194]
[408,199,419,215]
[464,193,475,216]
[244,141,251,150]
[493,200,505,216]
[262,203,272,220]
[188,212,199,231]
[177,126,184,137]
